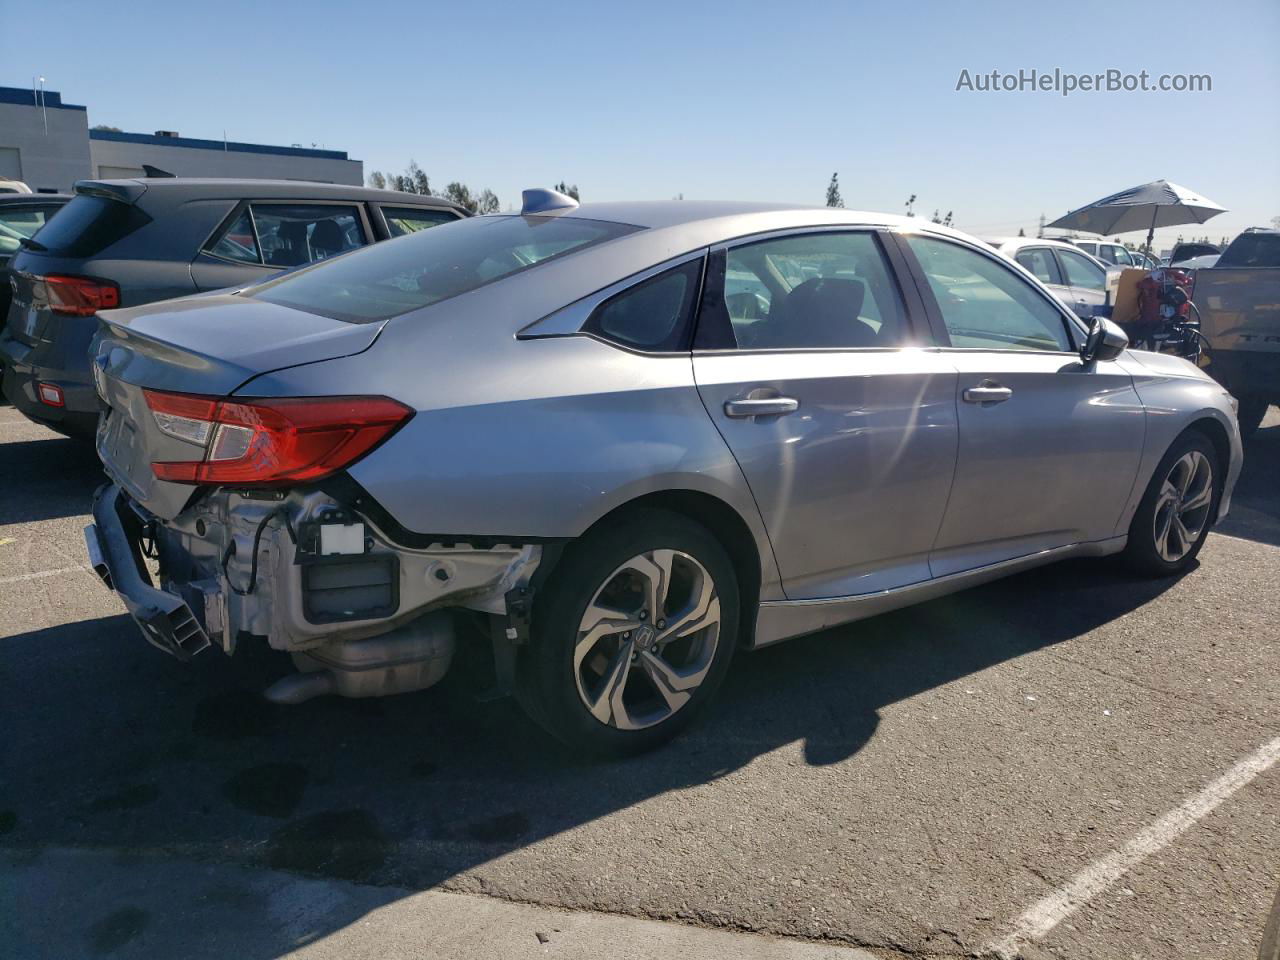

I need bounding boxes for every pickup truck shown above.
[1193,229,1280,436]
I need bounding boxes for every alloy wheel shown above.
[573,549,721,730]
[1152,450,1214,563]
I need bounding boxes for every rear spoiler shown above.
[73,179,148,205]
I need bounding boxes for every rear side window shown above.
[584,259,703,351]
[381,206,459,237]
[28,195,150,257]
[250,215,641,323]
[1218,233,1280,268]
[0,204,62,256]
[1014,247,1062,285]
[1058,249,1105,290]
[709,232,911,350]
[206,204,367,267]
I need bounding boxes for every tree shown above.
[553,181,580,201]
[367,171,387,189]
[476,189,500,214]
[374,162,498,213]
[442,181,473,210]
[91,124,122,132]
[904,194,917,217]
[1017,227,1026,237]
[825,172,843,208]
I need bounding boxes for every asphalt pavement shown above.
[1,405,1277,960]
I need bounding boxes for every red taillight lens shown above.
[43,274,121,316]
[144,390,413,487]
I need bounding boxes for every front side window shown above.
[250,215,640,323]
[710,231,912,350]
[906,235,1072,352]
[1109,245,1134,266]
[1058,249,1106,291]
[584,259,702,351]
[252,204,366,267]
[1014,247,1062,285]
[381,206,459,238]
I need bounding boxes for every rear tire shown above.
[1123,430,1221,578]
[517,509,739,757]
[1236,395,1269,439]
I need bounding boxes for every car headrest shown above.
[309,219,345,254]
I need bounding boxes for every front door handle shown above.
[724,396,800,418]
[962,383,1013,404]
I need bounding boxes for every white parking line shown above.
[0,565,93,586]
[987,734,1280,959]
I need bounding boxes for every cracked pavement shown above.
[1,405,1277,959]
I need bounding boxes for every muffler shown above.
[264,611,456,705]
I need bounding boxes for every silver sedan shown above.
[85,191,1243,755]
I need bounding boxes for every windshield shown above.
[249,214,641,322]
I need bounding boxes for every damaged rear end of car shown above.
[85,289,542,705]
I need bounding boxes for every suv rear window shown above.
[28,195,150,257]
[249,215,640,322]
[1217,232,1280,268]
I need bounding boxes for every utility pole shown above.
[1037,213,1045,239]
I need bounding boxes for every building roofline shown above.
[0,85,86,111]
[88,129,355,162]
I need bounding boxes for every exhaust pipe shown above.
[264,611,456,705]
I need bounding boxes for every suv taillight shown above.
[143,390,413,487]
[43,274,121,316]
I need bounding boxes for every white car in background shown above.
[1070,237,1140,268]
[985,236,1115,320]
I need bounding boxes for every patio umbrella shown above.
[1047,180,1226,254]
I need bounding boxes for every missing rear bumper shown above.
[87,485,211,660]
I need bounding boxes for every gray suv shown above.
[1,178,465,435]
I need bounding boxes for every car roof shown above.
[74,178,467,212]
[985,235,1085,252]
[547,201,992,253]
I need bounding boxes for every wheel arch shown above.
[568,489,767,649]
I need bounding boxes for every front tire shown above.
[1123,430,1221,577]
[517,509,739,757]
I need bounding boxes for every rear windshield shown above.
[1217,233,1280,268]
[28,194,151,257]
[248,214,641,322]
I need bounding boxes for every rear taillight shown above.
[43,274,120,316]
[143,390,413,487]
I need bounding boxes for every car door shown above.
[1055,247,1109,318]
[191,200,372,291]
[1013,245,1080,316]
[899,232,1145,577]
[691,228,958,600]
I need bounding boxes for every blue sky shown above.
[5,0,1277,248]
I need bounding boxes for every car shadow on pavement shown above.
[1217,415,1280,548]
[0,437,104,525]
[0,555,1185,959]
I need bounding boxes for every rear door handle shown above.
[724,397,799,418]
[962,384,1013,404]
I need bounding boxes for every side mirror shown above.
[1082,316,1128,364]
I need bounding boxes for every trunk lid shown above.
[92,293,387,519]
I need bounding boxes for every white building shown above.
[0,84,362,192]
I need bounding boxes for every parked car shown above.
[1192,228,1280,436]
[987,236,1114,319]
[0,179,33,195]
[1,178,467,435]
[1070,238,1139,267]
[1129,250,1160,270]
[1214,227,1280,269]
[1167,241,1220,265]
[0,192,71,334]
[84,192,1242,755]
[1172,253,1220,269]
